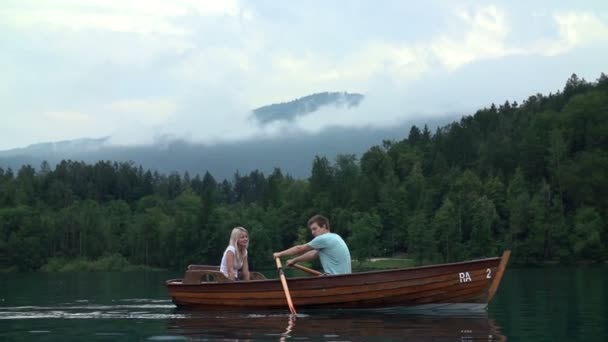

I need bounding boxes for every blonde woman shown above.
[220,227,251,280]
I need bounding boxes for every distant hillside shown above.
[0,90,457,179]
[253,91,364,124]
[0,92,459,179]
[0,137,110,157]
[0,116,455,180]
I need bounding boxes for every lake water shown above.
[1,267,606,341]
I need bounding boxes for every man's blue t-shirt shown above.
[307,232,352,274]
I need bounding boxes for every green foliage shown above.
[433,198,458,262]
[571,207,604,260]
[40,254,161,272]
[407,212,436,264]
[469,196,498,258]
[348,212,382,262]
[355,258,415,270]
[1,73,607,271]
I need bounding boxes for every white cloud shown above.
[170,47,252,84]
[105,98,177,125]
[1,0,242,34]
[44,111,93,124]
[545,12,608,55]
[431,6,522,70]
[0,0,244,68]
[1,1,608,151]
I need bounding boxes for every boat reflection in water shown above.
[167,309,506,341]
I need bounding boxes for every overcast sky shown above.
[1,0,607,150]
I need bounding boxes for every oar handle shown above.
[275,257,297,315]
[292,263,323,276]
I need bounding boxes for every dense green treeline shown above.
[1,74,607,271]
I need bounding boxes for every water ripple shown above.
[0,300,181,320]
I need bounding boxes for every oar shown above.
[292,263,323,276]
[275,257,297,315]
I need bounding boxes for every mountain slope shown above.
[0,116,455,179]
[253,92,364,124]
[0,91,456,179]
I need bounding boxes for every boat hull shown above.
[166,251,510,311]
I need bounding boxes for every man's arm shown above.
[273,244,313,259]
[286,250,319,266]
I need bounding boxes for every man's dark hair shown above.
[307,215,330,230]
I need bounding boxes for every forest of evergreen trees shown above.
[1,73,606,271]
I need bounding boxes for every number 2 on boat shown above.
[486,268,492,279]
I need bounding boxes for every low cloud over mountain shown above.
[0,92,456,179]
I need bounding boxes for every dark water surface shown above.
[1,267,606,341]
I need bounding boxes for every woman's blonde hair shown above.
[228,226,248,265]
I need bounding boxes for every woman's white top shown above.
[220,246,246,278]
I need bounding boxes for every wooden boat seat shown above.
[187,264,220,271]
[183,265,267,283]
[183,270,232,284]
[250,272,267,280]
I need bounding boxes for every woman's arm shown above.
[241,254,250,281]
[226,250,236,280]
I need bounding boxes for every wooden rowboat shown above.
[166,251,510,311]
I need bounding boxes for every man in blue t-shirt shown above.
[273,215,352,275]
